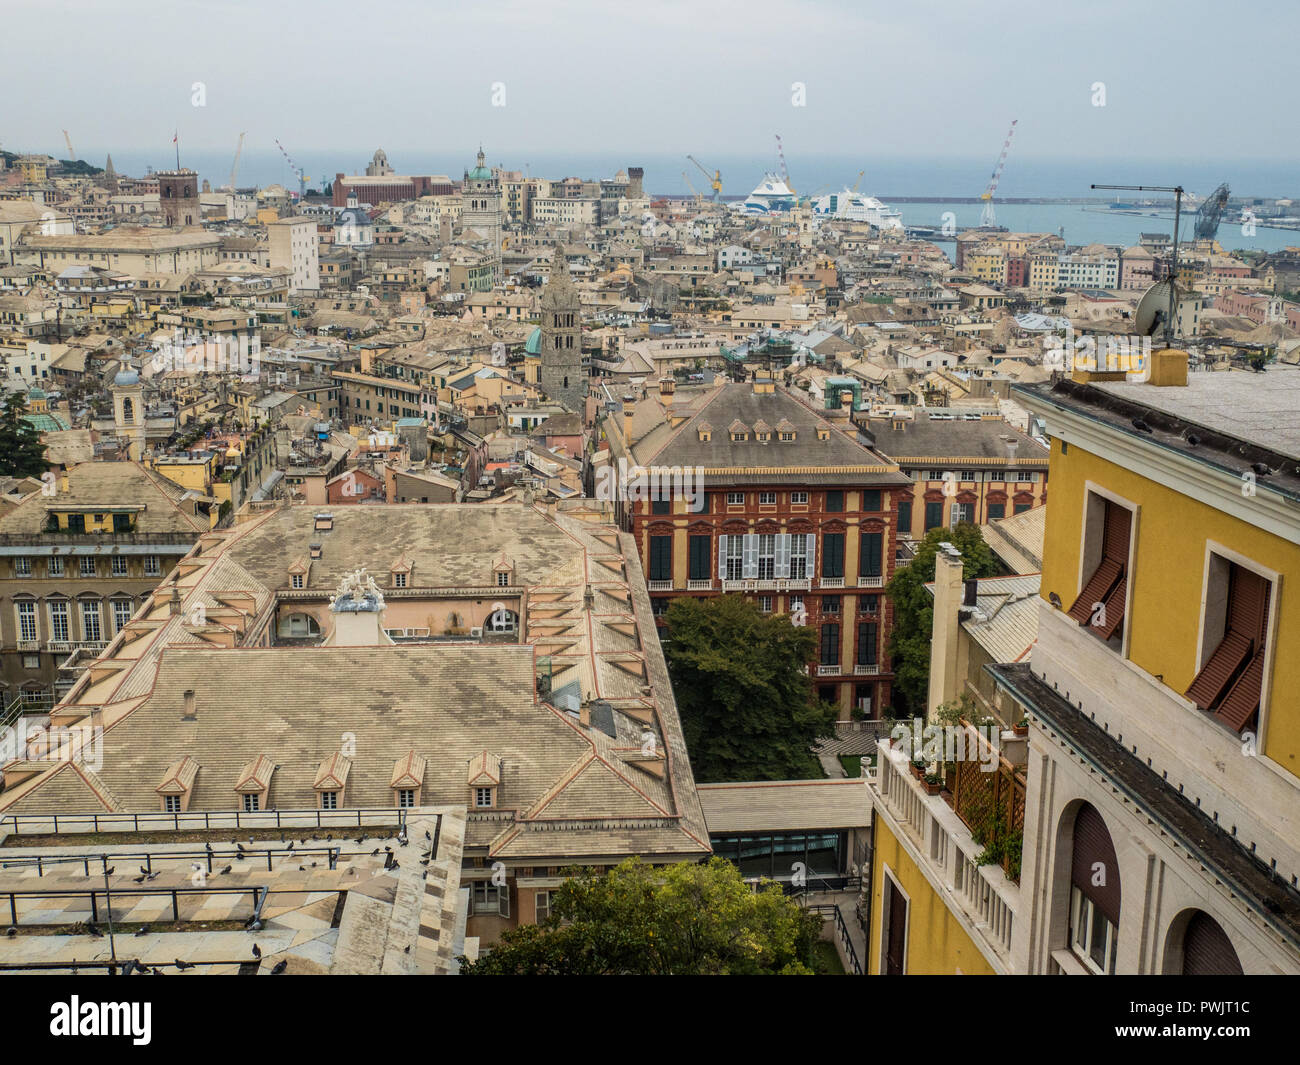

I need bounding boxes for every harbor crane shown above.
[62,130,77,160]
[775,134,796,197]
[681,171,704,206]
[979,119,1018,227]
[274,138,309,199]
[225,131,247,191]
[851,169,865,193]
[1194,182,1231,240]
[686,155,721,201]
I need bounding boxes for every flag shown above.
[172,131,178,144]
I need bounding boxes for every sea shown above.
[86,146,1300,256]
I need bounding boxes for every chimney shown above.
[926,546,964,721]
[622,394,635,446]
[169,584,183,616]
[659,375,675,396]
[962,578,978,608]
[182,689,196,721]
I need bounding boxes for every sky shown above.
[2,0,1298,172]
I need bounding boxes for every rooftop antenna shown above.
[1092,182,1184,346]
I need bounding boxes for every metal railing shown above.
[0,883,268,929]
[804,902,863,975]
[0,844,344,877]
[0,807,409,837]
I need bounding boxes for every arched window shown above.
[1168,910,1243,975]
[277,612,321,638]
[1068,802,1121,974]
[487,608,517,634]
[121,397,134,424]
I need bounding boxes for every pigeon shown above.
[219,865,232,876]
[135,962,151,975]
[370,848,380,856]
[270,960,288,975]
[1131,418,1153,434]
[286,841,294,851]
[404,945,410,954]
[1186,433,1201,447]
[133,875,146,883]
[146,872,159,882]
[86,922,104,939]
[298,865,305,872]
[424,830,431,841]
[1251,462,1272,477]
[174,959,193,971]
[420,859,429,867]
[5,927,15,937]
[139,866,149,876]
[134,925,149,937]
[103,867,115,876]
[251,944,261,959]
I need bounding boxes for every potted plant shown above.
[923,772,943,796]
[1013,716,1029,737]
[910,756,926,780]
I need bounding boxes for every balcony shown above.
[816,663,841,676]
[857,575,884,589]
[16,640,39,653]
[686,579,713,591]
[647,580,673,592]
[871,739,1020,971]
[819,576,844,589]
[853,663,880,676]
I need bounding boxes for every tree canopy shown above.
[662,594,838,782]
[459,858,824,975]
[0,392,49,480]
[886,523,1000,715]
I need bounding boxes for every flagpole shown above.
[175,130,180,170]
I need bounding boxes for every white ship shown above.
[810,187,904,231]
[731,173,797,215]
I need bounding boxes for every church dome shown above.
[525,327,542,355]
[114,368,140,387]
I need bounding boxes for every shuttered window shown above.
[860,532,883,579]
[1186,563,1271,733]
[1181,911,1243,976]
[856,622,878,666]
[688,535,711,581]
[1068,500,1131,641]
[648,536,671,581]
[897,500,912,534]
[924,501,943,530]
[820,623,840,665]
[822,533,845,578]
[1071,803,1121,925]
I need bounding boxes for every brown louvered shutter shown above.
[1186,631,1253,710]
[1071,803,1121,925]
[1188,565,1271,727]
[1182,912,1243,976]
[1068,502,1130,626]
[1227,567,1269,643]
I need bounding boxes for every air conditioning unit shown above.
[469,626,483,638]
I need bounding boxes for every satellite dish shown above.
[1135,279,1180,338]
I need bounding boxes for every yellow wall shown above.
[152,461,211,493]
[1040,438,1300,773]
[868,819,997,975]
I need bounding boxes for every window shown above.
[791,491,808,505]
[727,492,744,506]
[820,623,840,665]
[725,535,744,580]
[924,501,944,531]
[144,556,161,577]
[291,573,304,589]
[16,601,37,642]
[474,787,493,808]
[688,535,711,581]
[822,533,845,579]
[1014,502,1031,515]
[789,535,809,579]
[860,532,883,579]
[535,890,551,922]
[394,572,407,588]
[487,608,518,634]
[80,600,101,642]
[67,514,85,533]
[1186,560,1272,733]
[862,594,880,615]
[951,502,974,525]
[397,789,415,808]
[112,513,132,532]
[48,556,64,577]
[648,536,672,581]
[111,599,133,633]
[243,793,260,812]
[164,795,181,813]
[49,600,69,641]
[862,490,882,512]
[758,595,773,613]
[759,491,777,505]
[321,790,338,810]
[822,595,841,614]
[857,621,878,665]
[1067,498,1131,642]
[79,556,96,577]
[897,500,913,533]
[15,557,31,577]
[757,534,775,579]
[1069,803,1120,975]
[987,502,1006,521]
[111,555,128,577]
[472,881,510,917]
[826,490,844,512]
[651,498,670,515]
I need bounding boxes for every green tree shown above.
[662,595,837,782]
[460,857,823,975]
[886,523,999,715]
[0,392,49,479]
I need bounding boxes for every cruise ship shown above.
[810,187,904,231]
[731,173,797,215]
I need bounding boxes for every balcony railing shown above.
[647,580,673,591]
[686,579,713,591]
[857,575,884,588]
[819,576,844,589]
[15,640,39,652]
[853,663,880,675]
[816,663,840,676]
[951,721,1026,884]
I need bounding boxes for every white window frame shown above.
[791,491,809,504]
[727,491,744,505]
[111,598,133,634]
[48,556,64,577]
[111,555,128,577]
[474,786,493,808]
[243,793,260,812]
[1069,884,1117,975]
[79,556,96,577]
[759,491,777,505]
[144,556,161,577]
[164,795,181,813]
[320,790,338,810]
[16,601,37,642]
[14,557,31,577]
[49,600,69,642]
[291,573,304,589]
[397,788,415,808]
[80,600,102,642]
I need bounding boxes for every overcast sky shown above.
[3,0,1297,165]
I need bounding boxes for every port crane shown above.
[274,138,309,199]
[224,131,247,191]
[62,130,77,160]
[979,119,1018,227]
[686,155,721,202]
[681,171,704,206]
[775,134,796,197]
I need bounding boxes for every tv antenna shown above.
[1092,182,1184,345]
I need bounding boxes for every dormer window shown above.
[696,420,713,442]
[235,755,274,812]
[292,574,304,589]
[391,555,412,589]
[468,751,502,810]
[156,756,198,814]
[492,554,514,587]
[497,572,509,587]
